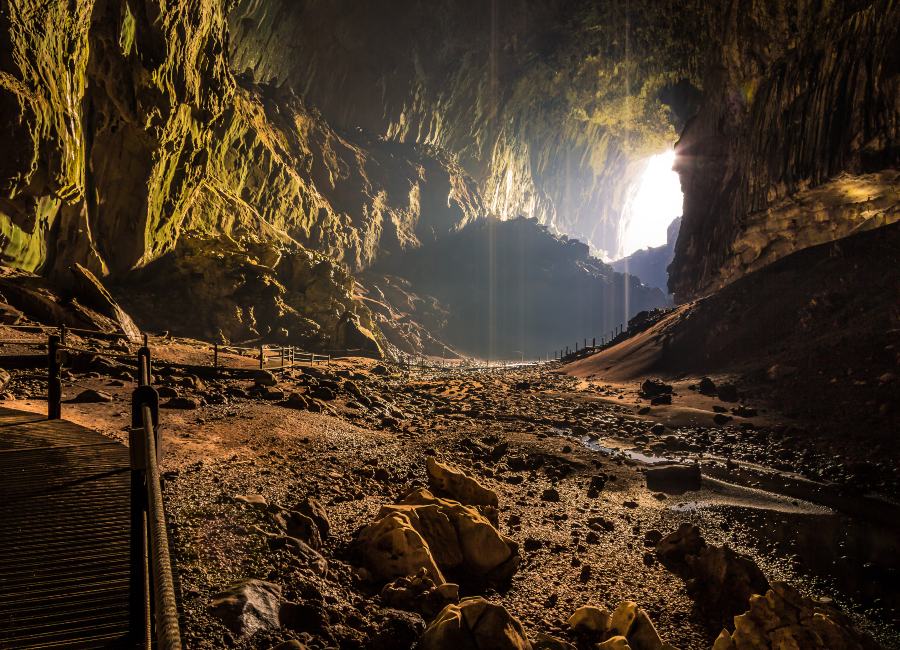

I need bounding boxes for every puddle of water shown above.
[552,425,900,641]
[552,427,674,465]
[671,476,829,515]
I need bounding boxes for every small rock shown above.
[69,389,113,403]
[209,579,282,640]
[541,488,561,502]
[162,396,199,410]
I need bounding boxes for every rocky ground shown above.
[1,332,898,649]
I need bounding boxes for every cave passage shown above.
[0,2,898,649]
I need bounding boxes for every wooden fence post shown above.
[47,335,61,420]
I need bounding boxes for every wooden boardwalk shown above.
[0,407,133,649]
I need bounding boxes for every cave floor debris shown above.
[1,336,898,649]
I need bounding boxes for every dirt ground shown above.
[2,333,898,649]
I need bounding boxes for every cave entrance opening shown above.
[617,149,683,259]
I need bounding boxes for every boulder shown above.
[253,370,278,387]
[639,379,673,399]
[294,497,331,538]
[0,369,10,392]
[357,488,519,585]
[697,377,717,395]
[608,601,673,650]
[276,511,322,550]
[567,605,610,633]
[713,582,870,650]
[655,523,705,564]
[597,638,631,650]
[209,579,282,639]
[356,509,446,584]
[645,464,701,494]
[420,597,532,650]
[656,524,768,621]
[426,458,499,522]
[162,396,199,409]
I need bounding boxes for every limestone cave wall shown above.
[669,0,900,300]
[0,0,481,280]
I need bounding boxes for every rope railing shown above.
[131,346,182,649]
[37,331,183,647]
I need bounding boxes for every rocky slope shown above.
[368,217,668,360]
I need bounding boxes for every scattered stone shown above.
[420,597,532,650]
[640,379,673,399]
[650,394,672,406]
[0,369,11,391]
[275,511,323,550]
[380,569,460,618]
[533,633,576,650]
[268,641,308,650]
[645,464,701,494]
[68,389,113,403]
[234,494,268,510]
[369,608,427,650]
[209,579,283,640]
[253,369,278,387]
[713,413,733,425]
[279,601,328,634]
[268,537,328,577]
[541,487,561,502]
[295,497,331,538]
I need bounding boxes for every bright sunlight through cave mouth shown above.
[618,149,683,259]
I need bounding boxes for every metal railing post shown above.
[47,335,61,420]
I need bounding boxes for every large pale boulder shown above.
[567,605,610,633]
[566,601,677,650]
[426,457,499,508]
[713,582,870,650]
[357,488,519,585]
[356,510,446,584]
[420,597,532,650]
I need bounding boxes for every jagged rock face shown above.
[227,0,709,258]
[0,0,480,278]
[669,0,900,300]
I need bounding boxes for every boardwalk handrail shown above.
[132,346,182,649]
